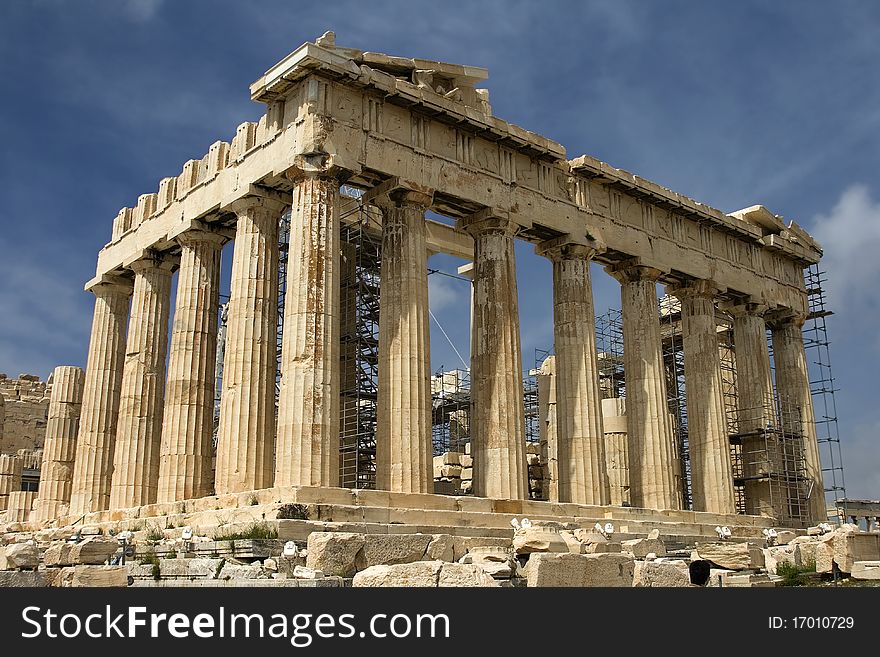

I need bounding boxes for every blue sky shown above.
[1,1,878,500]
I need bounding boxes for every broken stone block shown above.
[525,553,634,587]
[293,565,324,579]
[559,530,585,554]
[43,543,73,567]
[443,452,461,466]
[695,542,763,570]
[263,558,278,572]
[69,537,119,565]
[306,532,365,578]
[159,558,223,579]
[353,561,442,587]
[832,531,880,573]
[794,541,818,568]
[815,535,835,574]
[2,543,39,569]
[708,568,736,587]
[476,561,512,578]
[437,563,500,587]
[633,559,691,587]
[360,534,433,567]
[763,545,797,575]
[440,465,462,478]
[79,525,103,536]
[59,565,128,587]
[460,454,473,468]
[217,563,270,580]
[0,570,47,587]
[775,530,798,545]
[513,527,568,555]
[718,572,775,587]
[621,537,666,558]
[425,534,454,562]
[850,561,880,580]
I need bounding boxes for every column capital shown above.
[227,193,288,217]
[666,278,721,301]
[174,224,228,249]
[456,208,517,237]
[765,307,808,329]
[85,274,133,297]
[284,155,354,184]
[604,258,663,284]
[536,234,605,262]
[362,177,434,210]
[722,299,769,319]
[129,251,177,274]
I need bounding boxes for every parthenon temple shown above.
[2,33,846,554]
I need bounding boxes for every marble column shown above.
[728,302,781,518]
[671,280,736,514]
[607,261,680,510]
[275,174,341,488]
[157,228,224,503]
[770,311,826,523]
[539,240,609,505]
[374,187,433,493]
[215,196,284,494]
[109,254,173,509]
[601,397,630,506]
[32,366,84,522]
[459,211,527,500]
[69,278,133,516]
[0,454,22,512]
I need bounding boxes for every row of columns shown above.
[58,173,824,523]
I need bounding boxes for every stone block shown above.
[633,559,691,587]
[59,565,128,587]
[460,455,473,468]
[425,534,454,562]
[526,553,634,587]
[159,558,223,579]
[513,527,568,555]
[440,465,462,478]
[763,545,797,575]
[794,540,818,568]
[850,561,880,580]
[0,570,48,587]
[306,532,365,577]
[217,563,270,580]
[69,537,119,565]
[361,534,432,567]
[695,542,762,570]
[42,542,73,567]
[584,541,621,554]
[2,543,39,569]
[292,565,324,579]
[460,467,473,480]
[621,537,666,558]
[719,572,775,587]
[833,532,880,573]
[437,563,500,587]
[443,452,461,466]
[815,535,835,573]
[559,530,584,554]
[353,561,441,587]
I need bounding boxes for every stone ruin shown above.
[2,33,872,587]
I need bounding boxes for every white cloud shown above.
[811,184,880,320]
[123,0,164,23]
[428,273,465,314]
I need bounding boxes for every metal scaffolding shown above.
[658,295,690,510]
[803,265,846,516]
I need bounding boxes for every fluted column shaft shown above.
[375,190,433,493]
[215,197,283,494]
[460,213,527,500]
[32,366,84,521]
[69,280,132,516]
[109,255,173,509]
[541,242,609,505]
[730,303,780,517]
[157,229,224,503]
[672,281,735,514]
[770,313,826,523]
[276,176,341,488]
[608,262,680,510]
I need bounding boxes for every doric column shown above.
[32,366,84,522]
[727,302,781,518]
[601,397,630,506]
[156,228,225,503]
[215,195,285,494]
[109,254,173,509]
[669,280,735,514]
[538,239,609,505]
[0,454,22,512]
[458,210,527,500]
[607,260,680,510]
[768,310,826,523]
[69,278,132,516]
[368,182,434,493]
[275,172,343,488]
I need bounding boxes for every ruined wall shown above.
[0,373,50,454]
